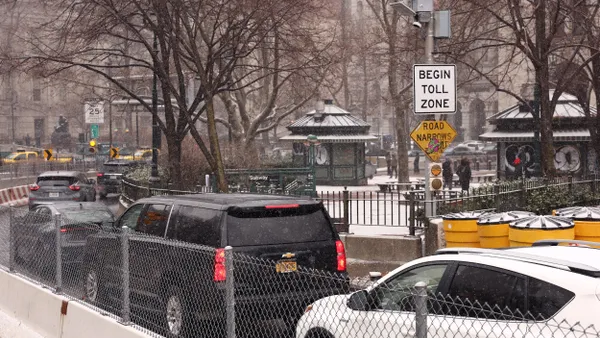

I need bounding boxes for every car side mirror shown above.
[347,290,371,311]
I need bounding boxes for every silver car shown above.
[29,171,96,209]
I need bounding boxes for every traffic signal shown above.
[429,162,443,192]
[88,139,97,154]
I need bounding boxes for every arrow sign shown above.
[110,147,119,159]
[44,149,53,161]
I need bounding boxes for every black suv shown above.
[81,193,349,337]
[96,159,137,199]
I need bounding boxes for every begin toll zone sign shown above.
[413,64,456,114]
[410,120,458,162]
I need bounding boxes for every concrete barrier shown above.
[0,270,151,338]
[0,185,29,207]
[341,234,422,277]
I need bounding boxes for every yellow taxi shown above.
[133,148,158,160]
[3,150,39,163]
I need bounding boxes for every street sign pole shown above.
[424,12,435,217]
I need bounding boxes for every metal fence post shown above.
[409,192,416,236]
[414,281,428,338]
[8,203,15,273]
[342,187,349,230]
[54,213,63,293]
[494,185,500,211]
[225,246,235,338]
[121,228,131,324]
[568,175,573,193]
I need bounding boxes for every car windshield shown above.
[37,176,76,186]
[226,203,334,246]
[6,153,23,159]
[61,209,114,225]
[102,163,130,173]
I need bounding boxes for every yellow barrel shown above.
[477,211,535,248]
[442,211,491,248]
[555,206,600,243]
[509,216,575,247]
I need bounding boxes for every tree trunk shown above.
[166,134,182,189]
[535,0,555,178]
[340,0,350,108]
[206,97,228,192]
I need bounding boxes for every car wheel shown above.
[305,328,335,338]
[164,286,192,337]
[99,192,107,200]
[84,269,100,304]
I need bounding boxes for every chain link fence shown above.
[0,204,599,337]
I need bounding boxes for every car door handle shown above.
[340,316,350,323]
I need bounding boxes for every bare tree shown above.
[440,0,600,177]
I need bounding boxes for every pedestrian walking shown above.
[385,152,392,177]
[390,153,398,178]
[457,158,472,196]
[413,152,420,174]
[442,157,453,189]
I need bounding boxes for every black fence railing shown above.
[121,173,600,234]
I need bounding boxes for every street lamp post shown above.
[305,134,319,196]
[149,29,160,184]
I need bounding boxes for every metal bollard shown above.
[8,203,15,273]
[54,213,63,293]
[414,281,428,338]
[225,246,235,338]
[121,227,131,324]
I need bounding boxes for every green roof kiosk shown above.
[280,100,378,186]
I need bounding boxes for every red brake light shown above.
[265,204,300,209]
[69,185,80,191]
[214,248,226,282]
[30,184,40,191]
[97,173,104,177]
[336,240,346,272]
[60,228,68,233]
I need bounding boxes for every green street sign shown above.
[90,124,99,139]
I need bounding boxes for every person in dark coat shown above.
[413,152,420,174]
[442,157,454,189]
[390,153,398,178]
[385,152,392,177]
[457,158,472,195]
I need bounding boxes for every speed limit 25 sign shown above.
[84,101,105,124]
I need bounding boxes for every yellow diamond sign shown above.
[410,120,458,162]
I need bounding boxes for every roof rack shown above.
[532,239,600,247]
[435,247,600,278]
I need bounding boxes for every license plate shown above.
[110,175,117,180]
[49,192,59,198]
[276,260,297,273]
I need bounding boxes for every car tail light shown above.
[336,240,346,272]
[97,173,104,177]
[265,204,300,209]
[69,185,80,191]
[29,184,40,191]
[214,248,226,282]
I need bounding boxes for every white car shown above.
[296,240,600,338]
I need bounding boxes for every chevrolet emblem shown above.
[281,252,295,259]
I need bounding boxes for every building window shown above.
[32,77,41,102]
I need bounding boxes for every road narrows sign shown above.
[413,64,457,114]
[410,120,458,162]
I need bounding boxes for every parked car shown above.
[29,171,97,209]
[3,150,40,164]
[82,194,349,337]
[482,143,497,155]
[14,202,114,279]
[97,159,137,199]
[459,141,484,151]
[444,145,484,156]
[296,240,600,338]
